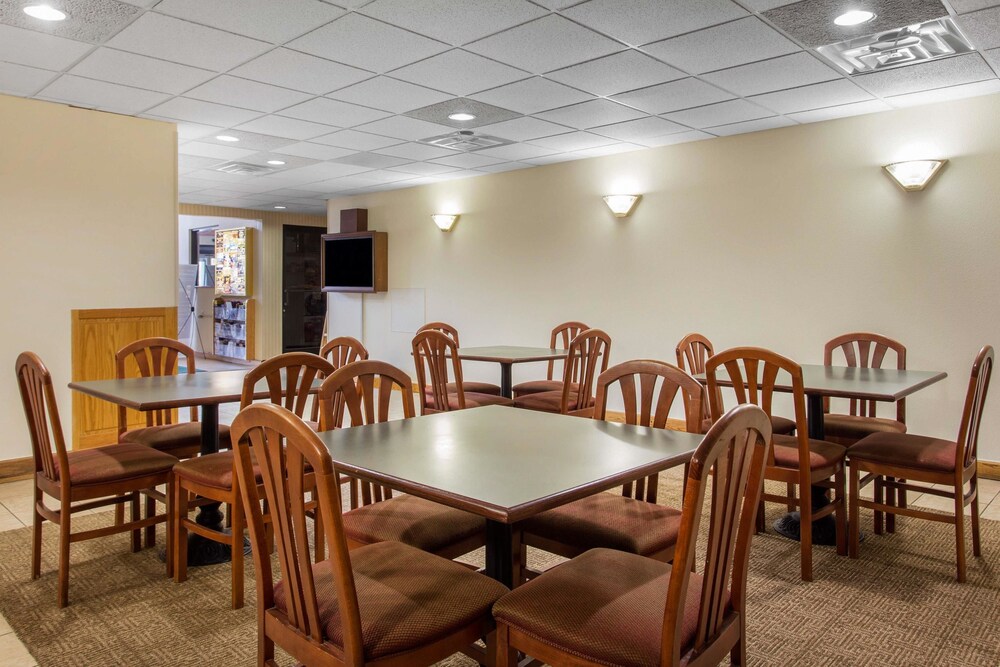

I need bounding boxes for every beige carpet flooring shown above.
[1,479,998,667]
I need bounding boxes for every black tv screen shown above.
[323,235,374,291]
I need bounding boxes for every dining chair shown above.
[493,403,771,667]
[318,359,488,559]
[311,335,369,423]
[171,352,333,608]
[849,345,993,583]
[512,328,611,417]
[510,320,589,398]
[230,402,508,667]
[416,321,502,397]
[16,352,178,607]
[412,329,513,415]
[706,347,848,581]
[518,360,706,579]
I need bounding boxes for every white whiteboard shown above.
[390,288,425,333]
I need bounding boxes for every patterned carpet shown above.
[0,478,998,667]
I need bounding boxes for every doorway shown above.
[282,225,327,354]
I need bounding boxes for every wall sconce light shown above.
[882,159,947,192]
[432,213,459,231]
[603,194,641,218]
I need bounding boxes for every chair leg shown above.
[730,613,746,666]
[259,611,275,667]
[130,492,141,553]
[849,464,861,559]
[955,489,967,583]
[755,499,766,534]
[232,493,244,610]
[144,492,156,548]
[165,479,173,579]
[971,478,982,558]
[495,624,517,667]
[31,486,43,580]
[786,482,796,512]
[799,482,813,582]
[174,482,189,584]
[885,476,897,534]
[834,468,847,557]
[58,498,71,608]
[873,476,884,536]
[114,494,125,527]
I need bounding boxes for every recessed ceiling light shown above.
[834,10,876,26]
[448,112,476,121]
[274,205,287,209]
[216,135,239,142]
[23,4,66,21]
[266,159,286,165]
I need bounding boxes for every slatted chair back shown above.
[559,328,612,415]
[231,403,365,666]
[16,352,70,487]
[824,333,907,422]
[115,337,197,437]
[546,321,589,382]
[593,360,706,503]
[417,321,461,345]
[412,329,465,413]
[240,352,334,416]
[318,360,416,506]
[956,346,994,472]
[312,336,369,421]
[676,333,717,428]
[661,404,770,665]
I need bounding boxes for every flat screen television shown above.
[321,231,387,293]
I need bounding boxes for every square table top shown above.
[69,369,269,410]
[314,405,701,524]
[457,346,569,364]
[694,364,947,402]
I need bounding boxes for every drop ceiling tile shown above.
[278,98,391,127]
[107,13,271,71]
[664,99,774,129]
[272,141,358,160]
[475,116,571,141]
[0,62,57,96]
[886,78,1000,107]
[373,142,457,160]
[386,161,462,175]
[589,116,688,141]
[146,97,263,126]
[352,169,420,183]
[312,128,406,149]
[763,0,946,48]
[231,49,371,95]
[199,130,295,151]
[288,14,448,73]
[536,98,646,129]
[330,152,412,168]
[855,53,996,98]
[545,50,685,97]
[527,0,580,8]
[327,76,452,113]
[352,115,456,140]
[0,0,141,43]
[986,46,1000,70]
[118,0,160,6]
[750,79,874,115]
[701,52,839,97]
[187,76,313,113]
[234,115,337,140]
[470,77,594,114]
[168,121,225,140]
[240,154,320,170]
[641,17,799,74]
[154,0,344,44]
[952,0,1000,12]
[523,153,579,165]
[611,78,734,114]
[272,161,374,182]
[475,162,532,173]
[179,141,258,160]
[562,0,747,46]
[38,75,170,114]
[529,131,617,151]
[571,142,644,157]
[389,50,528,96]
[69,48,215,95]
[178,154,223,174]
[466,15,623,74]
[787,99,892,124]
[474,143,559,160]
[405,97,521,128]
[0,24,92,71]
[429,152,508,168]
[358,0,547,45]
[641,129,714,147]
[259,188,326,198]
[179,175,235,190]
[739,0,797,9]
[708,116,796,136]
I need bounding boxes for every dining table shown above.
[313,404,702,588]
[456,346,568,398]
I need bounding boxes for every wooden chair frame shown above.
[676,332,717,428]
[412,329,470,415]
[312,336,369,423]
[511,321,589,398]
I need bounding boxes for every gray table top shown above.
[695,364,947,401]
[457,346,569,364]
[314,405,701,523]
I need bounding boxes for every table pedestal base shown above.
[773,513,839,546]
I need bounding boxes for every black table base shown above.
[485,520,515,588]
[499,363,513,399]
[187,404,235,566]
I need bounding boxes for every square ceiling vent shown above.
[817,16,976,74]
[419,131,514,152]
[214,162,277,176]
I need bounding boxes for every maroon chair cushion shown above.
[172,450,262,490]
[512,380,580,398]
[493,548,727,667]
[273,541,508,661]
[55,443,177,486]
[343,494,485,554]
[425,392,513,411]
[423,381,503,397]
[512,390,593,413]
[522,493,682,557]
[121,421,232,458]
[770,415,797,436]
[849,432,958,473]
[822,413,906,447]
[771,435,846,470]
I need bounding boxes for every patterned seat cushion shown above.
[771,435,846,470]
[849,432,958,472]
[702,414,796,436]
[426,392,513,411]
[822,413,906,447]
[343,494,486,554]
[172,450,262,490]
[493,548,725,667]
[54,442,177,486]
[121,421,232,459]
[522,493,682,557]
[423,381,502,397]
[512,380,579,397]
[512,390,593,413]
[273,541,508,661]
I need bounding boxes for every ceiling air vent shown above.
[419,130,514,152]
[214,162,276,176]
[817,17,975,75]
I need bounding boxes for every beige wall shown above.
[326,92,1000,459]
[0,94,178,461]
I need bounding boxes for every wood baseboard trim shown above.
[0,456,33,483]
[979,460,1000,480]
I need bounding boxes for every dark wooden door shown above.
[282,225,326,354]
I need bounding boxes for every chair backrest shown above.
[559,328,612,415]
[115,337,197,436]
[676,333,716,427]
[417,321,461,346]
[313,337,369,421]
[240,352,334,417]
[824,332,906,422]
[318,360,416,505]
[661,404,770,665]
[593,359,707,502]
[412,329,465,414]
[955,346,994,472]
[230,403,366,666]
[15,352,70,486]
[546,321,589,382]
